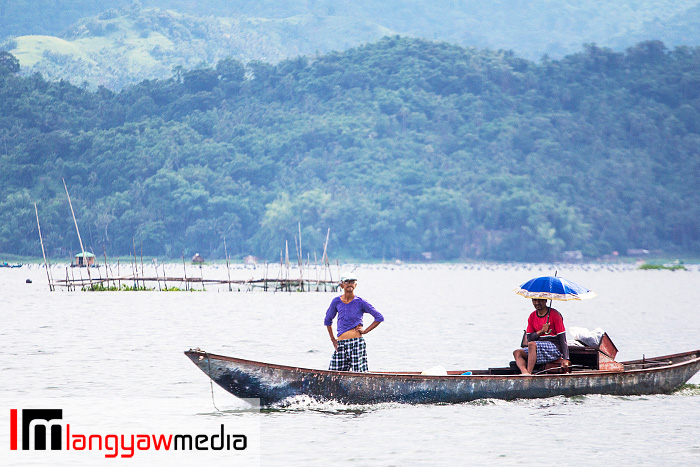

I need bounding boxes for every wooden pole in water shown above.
[298,221,303,286]
[140,242,145,289]
[264,261,269,291]
[34,203,53,291]
[103,245,110,289]
[117,257,121,289]
[294,234,301,289]
[298,221,302,264]
[162,263,168,290]
[314,250,320,291]
[63,178,92,288]
[274,249,283,293]
[224,236,232,291]
[129,253,136,289]
[131,238,138,289]
[63,178,85,256]
[322,227,331,282]
[153,258,161,291]
[108,261,116,288]
[93,248,102,283]
[182,251,188,291]
[285,240,290,292]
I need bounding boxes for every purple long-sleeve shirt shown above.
[324,296,384,337]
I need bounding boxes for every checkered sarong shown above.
[523,340,562,364]
[328,337,369,372]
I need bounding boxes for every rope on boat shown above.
[534,364,583,375]
[204,351,220,412]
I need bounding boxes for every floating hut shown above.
[73,251,95,267]
[192,253,205,264]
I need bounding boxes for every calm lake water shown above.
[2,262,700,466]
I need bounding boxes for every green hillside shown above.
[5,4,394,89]
[1,37,699,262]
[3,1,700,89]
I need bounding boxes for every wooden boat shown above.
[184,347,700,405]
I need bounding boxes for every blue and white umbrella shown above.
[515,276,596,301]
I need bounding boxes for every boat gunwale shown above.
[185,348,700,380]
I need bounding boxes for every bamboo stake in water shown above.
[285,240,290,292]
[162,263,168,290]
[314,250,320,291]
[224,236,232,292]
[298,221,303,285]
[93,248,102,283]
[264,261,268,291]
[63,178,92,288]
[132,238,138,289]
[274,249,283,293]
[294,234,301,288]
[103,245,110,289]
[182,251,188,291]
[129,253,136,290]
[199,262,204,291]
[63,179,85,255]
[321,227,331,282]
[140,242,145,289]
[107,258,116,289]
[34,203,53,291]
[153,258,161,291]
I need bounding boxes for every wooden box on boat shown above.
[595,332,618,359]
[568,333,622,371]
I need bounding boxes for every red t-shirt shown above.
[526,309,566,337]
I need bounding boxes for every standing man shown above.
[324,273,384,372]
[513,298,570,375]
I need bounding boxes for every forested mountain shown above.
[2,1,700,89]
[1,38,699,262]
[4,4,356,90]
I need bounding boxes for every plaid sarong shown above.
[523,340,562,364]
[328,337,369,372]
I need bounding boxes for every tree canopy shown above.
[1,37,699,262]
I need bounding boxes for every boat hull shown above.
[185,349,700,405]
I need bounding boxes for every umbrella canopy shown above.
[515,276,596,301]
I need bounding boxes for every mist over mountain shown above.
[2,0,700,89]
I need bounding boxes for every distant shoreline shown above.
[3,255,699,266]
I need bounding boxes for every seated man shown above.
[513,298,570,375]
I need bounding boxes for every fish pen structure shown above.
[51,260,339,293]
[37,189,339,293]
[53,274,339,292]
